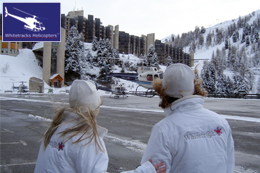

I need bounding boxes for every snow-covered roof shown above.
[32,42,44,51]
[49,73,63,80]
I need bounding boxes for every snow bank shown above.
[0,49,43,93]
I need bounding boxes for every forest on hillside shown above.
[164,11,260,94]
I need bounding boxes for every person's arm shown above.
[141,125,172,173]
[121,160,166,173]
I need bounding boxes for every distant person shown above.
[34,80,166,173]
[141,63,235,173]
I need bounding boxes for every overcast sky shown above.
[2,0,260,40]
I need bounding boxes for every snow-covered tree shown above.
[65,26,85,82]
[228,46,237,70]
[202,62,217,93]
[233,75,250,94]
[257,77,260,94]
[216,28,224,44]
[246,36,250,47]
[92,37,98,51]
[232,31,239,43]
[198,34,204,48]
[254,42,260,66]
[226,76,234,94]
[216,74,227,94]
[201,26,206,34]
[147,44,158,67]
[225,39,228,49]
[206,32,212,48]
[166,56,172,66]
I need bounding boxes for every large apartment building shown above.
[60,10,192,66]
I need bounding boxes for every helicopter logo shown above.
[5,7,45,32]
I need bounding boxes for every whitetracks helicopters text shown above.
[5,7,45,32]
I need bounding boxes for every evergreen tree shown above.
[202,62,217,93]
[232,31,239,43]
[92,37,98,51]
[229,46,238,71]
[216,28,224,44]
[246,36,250,47]
[65,26,85,82]
[86,51,94,67]
[225,39,229,49]
[254,42,260,66]
[206,32,212,48]
[241,33,246,43]
[216,74,227,94]
[257,77,260,94]
[147,44,158,67]
[226,76,234,94]
[166,56,172,66]
[199,34,204,48]
[201,26,206,34]
[233,75,249,94]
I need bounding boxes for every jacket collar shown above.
[164,95,204,116]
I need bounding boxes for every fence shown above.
[207,93,260,99]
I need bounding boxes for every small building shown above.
[49,74,63,88]
[29,77,44,93]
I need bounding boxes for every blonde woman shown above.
[140,63,235,173]
[34,80,166,173]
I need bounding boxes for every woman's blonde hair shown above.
[153,65,208,109]
[43,103,105,152]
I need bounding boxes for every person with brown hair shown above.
[140,63,235,173]
[34,80,166,173]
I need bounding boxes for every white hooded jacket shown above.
[34,110,109,173]
[141,96,235,173]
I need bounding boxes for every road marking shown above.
[105,135,146,154]
[0,140,27,146]
[0,162,36,167]
[1,129,14,133]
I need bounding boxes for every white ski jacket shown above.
[141,96,235,173]
[35,111,156,173]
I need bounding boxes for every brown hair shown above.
[153,66,207,109]
[43,104,105,152]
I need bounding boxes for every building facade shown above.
[60,10,191,66]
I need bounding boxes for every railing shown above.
[207,93,260,99]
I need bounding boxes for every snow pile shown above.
[28,114,52,122]
[0,49,43,93]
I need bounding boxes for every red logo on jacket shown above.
[214,127,222,136]
[58,142,64,151]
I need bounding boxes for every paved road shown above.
[0,93,260,172]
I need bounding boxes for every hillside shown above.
[165,9,260,94]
